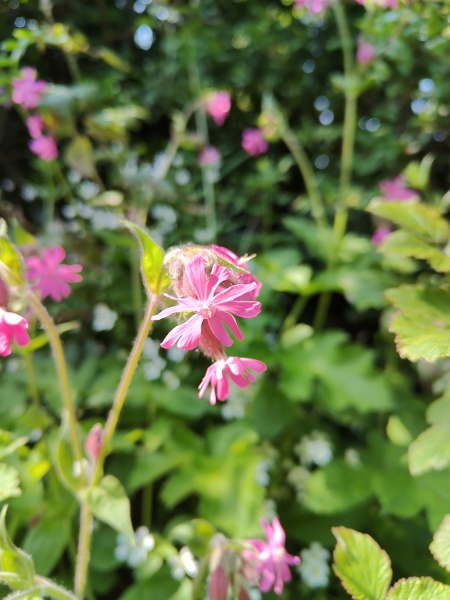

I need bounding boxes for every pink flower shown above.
[241,128,268,157]
[0,308,30,356]
[29,135,58,161]
[379,176,418,201]
[152,255,261,351]
[205,91,231,127]
[357,37,375,65]
[198,146,221,167]
[25,246,83,302]
[211,244,262,299]
[198,356,267,405]
[243,518,300,596]
[11,67,48,110]
[294,0,329,13]
[371,225,391,246]
[26,114,44,139]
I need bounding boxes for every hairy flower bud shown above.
[0,278,10,309]
[85,423,103,462]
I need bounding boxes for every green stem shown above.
[74,296,159,600]
[24,351,40,408]
[28,293,83,465]
[282,295,309,332]
[36,577,79,600]
[281,127,326,228]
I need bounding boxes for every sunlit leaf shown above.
[409,426,450,476]
[0,464,21,502]
[430,515,450,572]
[386,577,450,600]
[0,506,35,590]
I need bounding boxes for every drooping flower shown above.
[357,37,375,65]
[11,67,48,110]
[29,135,58,161]
[25,246,83,302]
[205,91,231,126]
[294,0,329,13]
[26,114,45,139]
[0,307,30,356]
[152,255,261,351]
[242,128,268,157]
[198,146,222,167]
[198,356,267,405]
[379,176,418,201]
[212,244,262,299]
[371,225,391,246]
[243,518,300,595]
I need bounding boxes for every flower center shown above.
[199,303,215,319]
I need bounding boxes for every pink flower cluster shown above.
[11,67,58,161]
[208,518,299,598]
[25,246,83,302]
[152,245,266,404]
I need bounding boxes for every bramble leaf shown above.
[385,286,450,362]
[409,426,450,476]
[430,515,450,572]
[333,527,392,600]
[386,577,450,600]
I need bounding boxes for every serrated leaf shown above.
[380,230,450,272]
[386,577,450,600]
[0,464,21,502]
[81,475,134,543]
[0,506,35,590]
[333,527,392,600]
[409,426,450,475]
[367,200,449,243]
[430,515,450,572]
[386,286,450,362]
[124,221,169,295]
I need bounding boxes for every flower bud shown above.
[0,278,9,309]
[208,566,229,600]
[85,423,103,462]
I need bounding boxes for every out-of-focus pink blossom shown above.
[29,135,58,161]
[357,37,375,65]
[152,255,261,351]
[211,244,262,299]
[0,307,30,356]
[241,128,268,157]
[205,91,231,127]
[11,67,48,110]
[85,424,103,462]
[198,356,267,405]
[242,518,300,596]
[25,246,83,302]
[26,114,45,139]
[371,225,391,246]
[379,176,418,201]
[198,146,221,167]
[294,0,329,13]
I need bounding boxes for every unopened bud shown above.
[0,278,10,309]
[85,423,103,462]
[208,566,229,600]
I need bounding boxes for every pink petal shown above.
[161,313,204,350]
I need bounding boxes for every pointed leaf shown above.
[430,515,450,572]
[81,475,134,543]
[0,464,22,502]
[124,221,169,295]
[0,506,35,590]
[367,200,449,243]
[385,286,450,362]
[386,577,450,600]
[333,527,392,600]
[409,425,450,475]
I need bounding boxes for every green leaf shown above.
[386,577,450,600]
[409,426,450,476]
[380,230,450,272]
[0,464,21,502]
[385,286,450,362]
[81,475,134,543]
[430,515,450,572]
[333,527,392,600]
[0,431,28,460]
[0,229,25,287]
[367,200,449,243]
[124,221,169,295]
[0,506,35,590]
[304,461,372,514]
[64,136,97,179]
[22,516,71,576]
